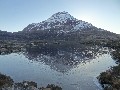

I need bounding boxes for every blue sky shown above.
[0,0,120,34]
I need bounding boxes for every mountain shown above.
[21,11,120,42]
[23,11,94,33]
[0,11,119,42]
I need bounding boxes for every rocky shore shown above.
[98,42,120,90]
[0,73,62,90]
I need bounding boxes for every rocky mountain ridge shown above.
[23,11,94,33]
[0,11,120,42]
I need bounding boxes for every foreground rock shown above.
[0,73,62,90]
[98,65,120,90]
[0,73,14,88]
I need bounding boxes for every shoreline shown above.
[97,44,120,90]
[0,73,62,90]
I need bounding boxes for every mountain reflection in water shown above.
[0,44,116,90]
[23,45,111,73]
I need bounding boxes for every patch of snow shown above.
[45,11,76,23]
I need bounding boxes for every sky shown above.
[0,0,120,34]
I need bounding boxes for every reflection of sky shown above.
[0,0,120,33]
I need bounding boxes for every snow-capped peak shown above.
[23,11,93,32]
[45,11,76,23]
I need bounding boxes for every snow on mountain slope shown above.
[23,11,93,32]
[46,11,76,23]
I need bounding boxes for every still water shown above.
[0,46,116,90]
